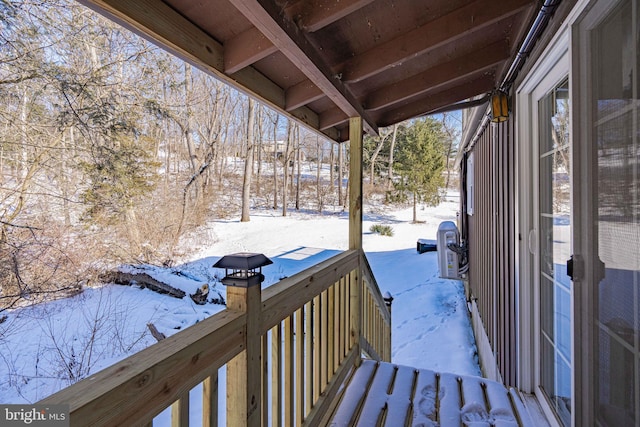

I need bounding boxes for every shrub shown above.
[369,224,394,236]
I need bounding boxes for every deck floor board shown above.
[330,360,536,427]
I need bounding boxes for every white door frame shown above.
[572,0,635,424]
[517,44,571,427]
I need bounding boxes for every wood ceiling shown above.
[78,0,539,142]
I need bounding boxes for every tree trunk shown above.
[183,64,202,211]
[338,143,344,207]
[282,121,292,217]
[316,136,322,212]
[255,106,263,196]
[106,271,186,299]
[272,114,279,210]
[125,207,141,255]
[413,191,418,223]
[369,132,387,184]
[295,127,301,210]
[61,128,72,226]
[329,144,335,207]
[387,123,398,191]
[19,92,28,180]
[241,98,256,222]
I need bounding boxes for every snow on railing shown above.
[39,249,391,426]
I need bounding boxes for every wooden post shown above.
[349,117,363,367]
[227,284,262,427]
[349,117,363,251]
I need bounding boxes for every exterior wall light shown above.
[491,90,509,122]
[213,252,273,288]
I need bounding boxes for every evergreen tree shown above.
[391,118,447,222]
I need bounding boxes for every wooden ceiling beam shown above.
[229,0,379,136]
[319,107,349,130]
[224,27,278,74]
[365,40,510,111]
[285,80,324,111]
[77,0,340,141]
[224,0,374,73]
[375,75,496,127]
[340,0,534,83]
[285,0,376,32]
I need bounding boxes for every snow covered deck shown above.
[330,360,537,426]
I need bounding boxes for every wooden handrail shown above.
[261,250,359,334]
[39,249,391,426]
[40,310,245,426]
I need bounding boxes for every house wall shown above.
[461,0,579,390]
[466,116,517,386]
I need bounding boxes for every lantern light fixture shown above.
[490,90,509,122]
[213,252,273,288]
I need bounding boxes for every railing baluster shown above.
[305,301,313,416]
[320,289,328,389]
[341,276,347,359]
[351,270,361,366]
[203,373,218,427]
[328,285,335,376]
[171,392,189,427]
[332,281,342,374]
[295,308,304,426]
[271,323,282,427]
[313,294,321,402]
[262,334,268,427]
[284,315,295,426]
[370,294,374,350]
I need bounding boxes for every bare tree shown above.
[338,143,344,207]
[387,123,399,191]
[241,98,256,222]
[270,112,279,210]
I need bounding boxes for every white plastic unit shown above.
[437,221,460,279]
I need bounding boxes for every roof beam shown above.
[319,107,349,130]
[375,75,496,127]
[285,80,324,111]
[228,0,378,136]
[224,27,278,74]
[223,0,374,73]
[365,40,510,111]
[77,0,340,141]
[285,0,376,32]
[339,0,535,83]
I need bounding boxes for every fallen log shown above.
[103,271,186,299]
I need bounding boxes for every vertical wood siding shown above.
[467,115,517,386]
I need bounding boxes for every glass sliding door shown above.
[577,0,640,425]
[538,79,572,426]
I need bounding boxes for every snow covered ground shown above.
[0,193,480,414]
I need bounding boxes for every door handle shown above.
[567,255,574,281]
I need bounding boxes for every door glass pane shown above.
[539,78,572,427]
[590,0,640,425]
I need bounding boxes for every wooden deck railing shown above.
[40,249,391,426]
